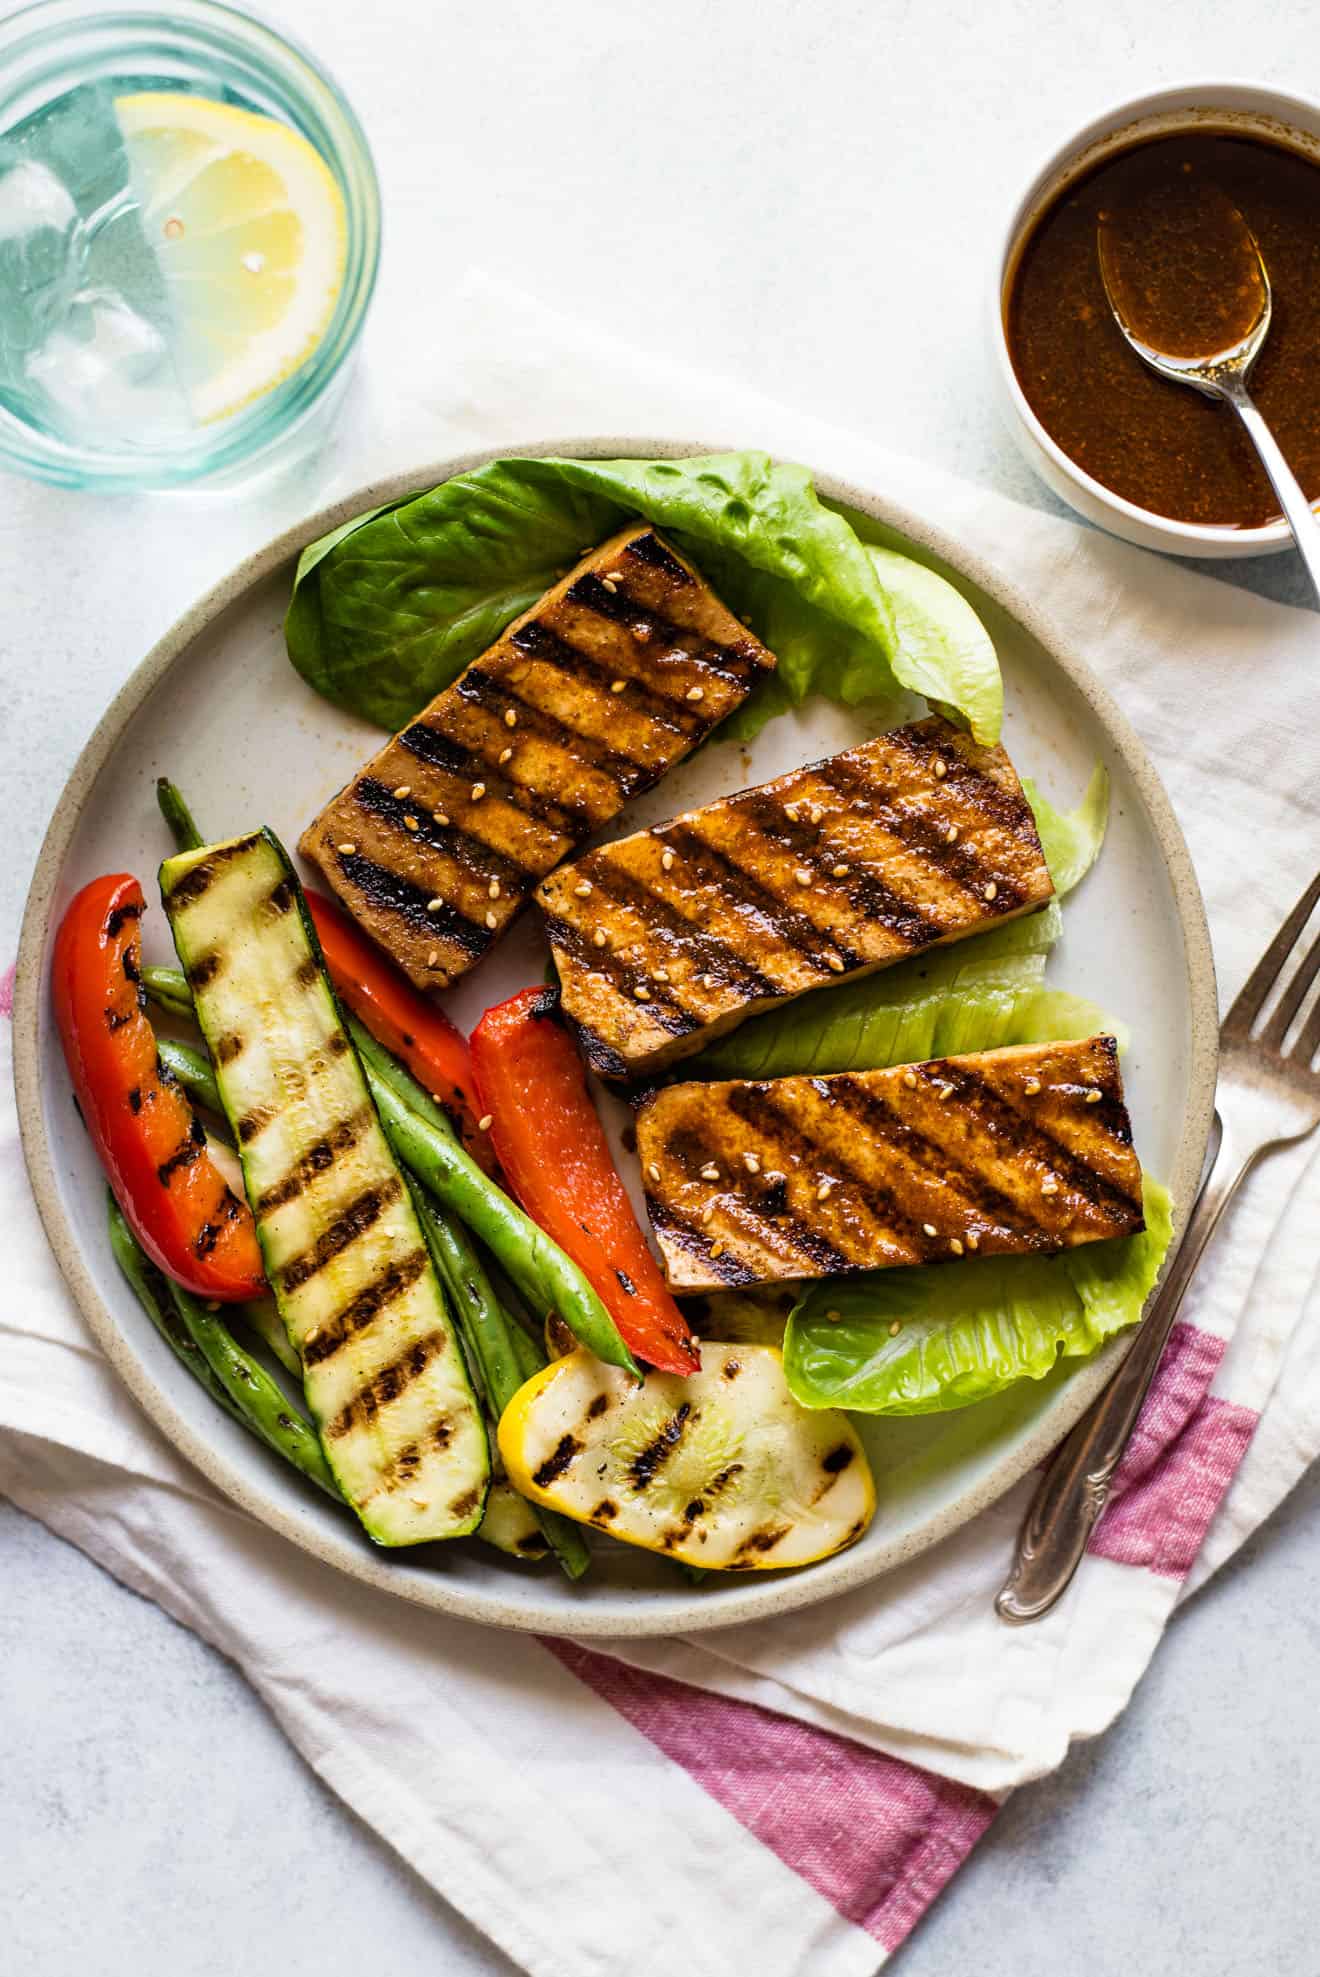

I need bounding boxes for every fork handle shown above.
[995,1112,1252,1623]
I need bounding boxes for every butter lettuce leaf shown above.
[1025,764,1109,898]
[285,452,1003,744]
[784,1177,1171,1414]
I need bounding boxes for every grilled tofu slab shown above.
[635,1036,1144,1292]
[299,525,777,991]
[539,716,1055,1077]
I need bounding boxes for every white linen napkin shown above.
[4,272,1320,1974]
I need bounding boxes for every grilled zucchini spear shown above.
[159,828,489,1546]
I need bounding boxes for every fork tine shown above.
[1261,926,1320,1050]
[1296,984,1320,1068]
[1224,871,1320,1035]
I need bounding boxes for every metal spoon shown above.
[1099,186,1320,593]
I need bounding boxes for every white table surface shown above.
[5,3,1319,1971]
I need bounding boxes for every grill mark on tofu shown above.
[540,914,701,1043]
[622,530,692,582]
[572,861,780,998]
[891,721,1042,840]
[729,790,942,949]
[334,850,493,959]
[934,1062,1146,1222]
[302,1249,429,1366]
[509,619,700,740]
[280,1176,404,1294]
[253,1102,374,1217]
[353,777,535,887]
[396,719,596,838]
[814,754,1031,910]
[664,822,854,970]
[567,573,763,687]
[324,1325,450,1440]
[455,665,649,798]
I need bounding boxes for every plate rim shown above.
[13,435,1219,1637]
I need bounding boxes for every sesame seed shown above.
[471,782,486,801]
[826,1308,842,1324]
[574,880,593,898]
[701,1204,715,1225]
[1024,1077,1042,1096]
[499,746,513,765]
[809,804,824,824]
[592,929,608,948]
[485,910,498,929]
[648,1163,661,1182]
[634,984,650,1001]
[817,1179,833,1201]
[950,1238,965,1256]
[504,709,517,728]
[427,897,443,913]
[939,1083,954,1101]
[606,570,626,584]
[610,678,627,694]
[945,823,959,843]
[686,685,705,702]
[709,1241,726,1258]
[434,811,449,826]
[967,1232,981,1251]
[922,1222,937,1237]
[832,864,850,878]
[661,849,675,871]
[489,880,501,899]
[427,949,438,967]
[795,867,812,886]
[1085,1087,1103,1104]
[934,758,948,780]
[784,803,800,822]
[903,1069,918,1089]
[889,1319,902,1336]
[477,1114,493,1132]
[337,841,356,856]
[984,880,998,901]
[827,955,845,973]
[701,1164,720,1181]
[404,814,419,832]
[654,967,669,983]
[392,784,411,799]
[744,1152,761,1174]
[1041,1178,1060,1196]
[601,576,618,593]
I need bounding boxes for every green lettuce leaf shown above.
[284,452,1003,745]
[689,902,1085,1079]
[783,1176,1171,1414]
[1025,764,1109,898]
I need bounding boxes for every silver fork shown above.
[996,871,1320,1624]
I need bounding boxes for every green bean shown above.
[156,776,204,854]
[238,1296,302,1379]
[108,1195,339,1499]
[353,1021,639,1380]
[156,1035,222,1114]
[410,1183,591,1581]
[108,1193,239,1421]
[166,1279,340,1499]
[142,964,195,1022]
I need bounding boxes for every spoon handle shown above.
[1226,383,1320,597]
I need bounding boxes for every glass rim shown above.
[0,0,381,488]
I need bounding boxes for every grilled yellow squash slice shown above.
[499,1344,874,1571]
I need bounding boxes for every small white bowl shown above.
[990,80,1320,559]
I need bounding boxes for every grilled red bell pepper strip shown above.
[302,889,493,1171]
[471,987,698,1376]
[52,874,265,1302]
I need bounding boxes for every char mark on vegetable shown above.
[253,1103,374,1217]
[324,1325,451,1440]
[280,1176,404,1295]
[628,1401,692,1490]
[104,900,143,938]
[165,836,252,908]
[156,1114,207,1186]
[533,1434,583,1489]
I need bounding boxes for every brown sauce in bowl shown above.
[1006,131,1320,527]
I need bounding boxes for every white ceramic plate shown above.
[14,439,1218,1637]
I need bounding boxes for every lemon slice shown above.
[114,92,347,424]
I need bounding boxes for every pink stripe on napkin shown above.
[0,962,14,1020]
[547,1638,996,1953]
[1089,1322,1257,1578]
